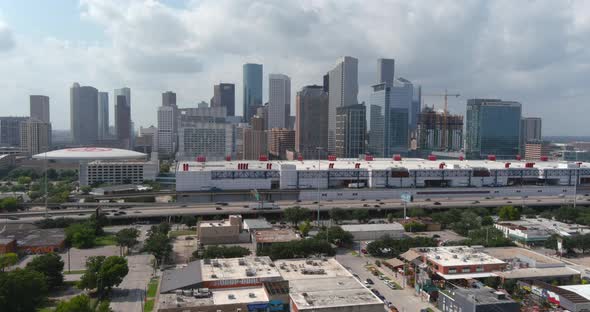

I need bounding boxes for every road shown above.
[110,254,154,312]
[1,193,587,223]
[336,251,437,312]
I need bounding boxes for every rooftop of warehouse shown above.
[254,229,300,243]
[158,286,269,309]
[200,257,282,282]
[483,247,564,265]
[341,222,404,232]
[277,258,382,309]
[418,246,506,267]
[177,158,590,172]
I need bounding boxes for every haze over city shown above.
[1,0,589,135]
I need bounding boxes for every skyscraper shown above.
[114,87,131,147]
[377,58,395,85]
[368,75,412,157]
[70,83,98,145]
[520,117,542,153]
[242,116,267,160]
[177,106,232,160]
[0,117,27,147]
[115,95,131,148]
[98,92,109,140]
[268,128,295,160]
[162,91,176,107]
[416,106,463,151]
[212,83,235,116]
[20,118,51,155]
[268,74,291,129]
[29,95,50,123]
[295,85,329,159]
[465,99,522,159]
[328,56,358,152]
[336,104,366,158]
[243,63,263,122]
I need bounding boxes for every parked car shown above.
[365,278,374,285]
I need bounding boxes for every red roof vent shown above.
[439,162,446,169]
[393,154,402,161]
[328,155,337,161]
[428,155,437,161]
[459,155,465,161]
[365,155,374,161]
[516,155,522,161]
[540,156,549,161]
[196,155,206,162]
[505,162,511,168]
[225,155,231,161]
[487,155,496,161]
[297,155,303,161]
[259,154,268,161]
[525,162,535,168]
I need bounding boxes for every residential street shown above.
[336,250,438,312]
[110,254,154,312]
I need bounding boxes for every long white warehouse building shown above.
[176,157,590,193]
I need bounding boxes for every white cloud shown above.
[1,0,589,135]
[0,19,15,51]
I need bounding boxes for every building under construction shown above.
[417,106,463,151]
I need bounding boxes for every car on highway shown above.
[433,202,441,205]
[133,211,141,213]
[363,204,369,207]
[215,202,228,206]
[506,201,512,203]
[472,200,480,204]
[7,216,19,220]
[215,207,223,210]
[425,198,431,201]
[374,205,380,208]
[365,278,374,285]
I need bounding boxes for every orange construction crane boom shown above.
[422,89,460,150]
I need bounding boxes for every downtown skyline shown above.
[0,1,589,135]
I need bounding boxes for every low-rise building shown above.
[0,154,15,170]
[242,218,273,232]
[0,227,65,254]
[340,223,405,241]
[90,184,152,196]
[276,258,384,312]
[438,287,519,312]
[0,238,17,253]
[197,215,243,245]
[158,286,272,312]
[494,221,553,246]
[253,229,300,253]
[80,160,158,186]
[495,217,590,238]
[417,246,506,279]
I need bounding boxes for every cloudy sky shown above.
[0,0,589,135]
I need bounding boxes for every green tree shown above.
[198,245,251,259]
[88,213,108,236]
[498,206,520,221]
[0,252,18,272]
[96,300,113,312]
[26,252,64,290]
[80,185,92,194]
[329,208,350,224]
[352,209,370,223]
[0,268,48,312]
[144,232,172,265]
[366,236,437,258]
[55,294,93,312]
[316,226,354,246]
[554,206,580,223]
[403,221,427,232]
[386,213,395,223]
[65,223,96,248]
[298,220,312,237]
[283,207,311,226]
[481,215,494,226]
[115,228,140,256]
[259,239,335,260]
[78,256,128,296]
[0,197,18,212]
[160,163,170,173]
[17,176,32,185]
[451,211,481,236]
[46,168,59,180]
[181,215,198,227]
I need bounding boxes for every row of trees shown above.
[143,223,173,265]
[65,213,109,248]
[196,245,251,259]
[258,239,335,260]
[0,252,67,311]
[283,207,372,226]
[367,236,437,258]
[545,233,590,254]
[78,256,129,298]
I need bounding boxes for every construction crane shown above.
[422,89,460,150]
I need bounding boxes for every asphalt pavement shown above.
[110,254,154,312]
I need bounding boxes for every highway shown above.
[1,193,587,223]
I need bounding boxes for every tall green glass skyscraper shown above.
[243,63,263,122]
[465,99,522,159]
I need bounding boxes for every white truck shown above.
[249,203,279,210]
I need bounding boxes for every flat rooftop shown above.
[560,284,590,301]
[508,218,590,236]
[199,219,233,228]
[200,257,282,282]
[0,227,65,247]
[341,223,404,232]
[420,246,506,267]
[405,230,467,242]
[277,258,382,310]
[484,247,563,265]
[158,287,269,309]
[178,158,590,172]
[444,287,516,305]
[254,229,300,243]
[496,267,580,279]
[243,218,273,231]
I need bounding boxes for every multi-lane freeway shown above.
[1,192,587,223]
